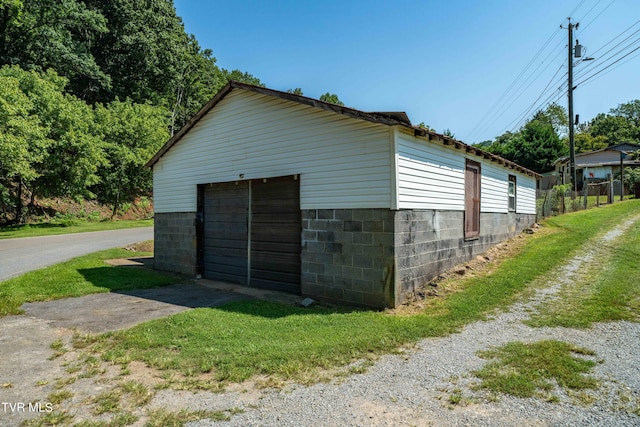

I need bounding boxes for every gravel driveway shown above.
[0,227,153,281]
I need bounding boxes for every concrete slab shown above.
[21,283,254,333]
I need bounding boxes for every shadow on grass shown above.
[78,265,255,310]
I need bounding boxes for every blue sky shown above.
[173,0,640,144]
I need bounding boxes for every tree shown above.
[93,100,170,217]
[287,88,304,95]
[511,119,567,172]
[0,0,110,99]
[589,113,635,145]
[574,133,607,153]
[0,69,48,222]
[0,65,106,221]
[319,92,344,106]
[534,103,568,136]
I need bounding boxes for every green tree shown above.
[589,113,635,145]
[83,0,186,105]
[0,70,48,222]
[513,119,567,172]
[0,0,110,99]
[574,133,607,153]
[534,103,568,136]
[93,100,170,217]
[0,65,107,221]
[287,88,304,95]
[319,92,344,106]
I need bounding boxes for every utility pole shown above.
[566,18,578,193]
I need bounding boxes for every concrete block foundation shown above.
[154,212,197,276]
[302,209,536,308]
[155,209,536,309]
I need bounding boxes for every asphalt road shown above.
[0,227,154,282]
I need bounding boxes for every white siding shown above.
[153,90,392,213]
[396,133,465,210]
[396,131,537,214]
[482,162,508,213]
[517,176,537,214]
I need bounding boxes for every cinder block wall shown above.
[394,210,537,304]
[154,212,197,275]
[301,209,396,308]
[301,209,537,308]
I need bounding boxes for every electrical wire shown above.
[576,48,640,88]
[463,28,563,142]
[575,43,640,87]
[574,33,640,81]
[465,0,593,143]
[578,0,616,33]
[504,70,568,134]
[470,43,567,141]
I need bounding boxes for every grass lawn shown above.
[0,247,177,316]
[527,208,640,328]
[473,340,598,400]
[0,219,153,239]
[84,200,640,387]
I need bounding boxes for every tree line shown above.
[0,0,261,224]
[477,100,640,174]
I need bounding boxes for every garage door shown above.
[251,176,301,293]
[201,176,301,293]
[202,181,249,284]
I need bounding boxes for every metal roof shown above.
[146,81,541,179]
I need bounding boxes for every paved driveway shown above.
[0,227,154,281]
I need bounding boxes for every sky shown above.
[173,0,640,144]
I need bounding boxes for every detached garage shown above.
[147,82,540,308]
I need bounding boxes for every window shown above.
[508,175,516,212]
[464,160,481,239]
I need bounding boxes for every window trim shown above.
[464,159,481,240]
[508,175,516,212]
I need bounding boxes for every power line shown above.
[463,28,562,142]
[575,43,640,86]
[576,48,640,88]
[504,71,567,134]
[574,33,640,81]
[585,18,640,58]
[465,0,593,143]
[578,0,616,33]
[471,45,567,140]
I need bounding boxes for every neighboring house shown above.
[554,142,640,190]
[146,82,540,308]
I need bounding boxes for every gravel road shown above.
[180,219,640,427]
[0,227,153,281]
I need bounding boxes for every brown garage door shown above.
[250,176,301,293]
[201,176,301,293]
[202,181,249,284]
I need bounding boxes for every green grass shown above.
[144,409,237,427]
[473,340,598,399]
[86,201,640,386]
[0,248,178,316]
[528,215,640,328]
[0,219,153,239]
